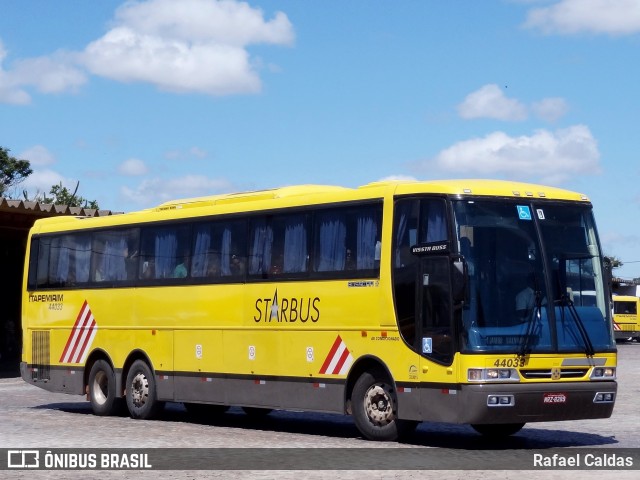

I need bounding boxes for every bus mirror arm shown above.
[451,256,468,305]
[603,256,613,291]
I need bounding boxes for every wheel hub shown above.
[364,384,395,426]
[93,371,108,405]
[131,373,149,408]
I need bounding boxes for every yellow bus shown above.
[21,180,617,441]
[613,295,640,342]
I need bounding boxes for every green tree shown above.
[42,181,100,209]
[608,256,623,269]
[0,147,32,197]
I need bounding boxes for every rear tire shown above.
[125,360,164,420]
[351,369,415,441]
[88,359,122,416]
[471,423,525,437]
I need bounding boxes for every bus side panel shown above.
[173,329,225,404]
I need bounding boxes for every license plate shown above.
[543,393,567,404]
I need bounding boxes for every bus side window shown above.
[140,225,191,280]
[313,204,381,276]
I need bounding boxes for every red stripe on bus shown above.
[65,308,93,363]
[72,318,96,363]
[319,335,343,374]
[59,300,89,362]
[332,347,351,374]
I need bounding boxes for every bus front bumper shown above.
[454,381,617,425]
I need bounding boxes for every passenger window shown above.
[92,229,139,282]
[313,204,382,275]
[191,220,246,281]
[139,225,191,280]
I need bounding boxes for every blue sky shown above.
[1,0,639,279]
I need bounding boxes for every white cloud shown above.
[457,84,528,121]
[0,39,31,104]
[83,28,261,95]
[378,175,418,182]
[428,125,600,184]
[19,145,57,167]
[0,0,294,104]
[118,158,149,176]
[11,53,86,94]
[531,97,569,122]
[189,146,208,159]
[0,39,87,104]
[120,174,233,207]
[82,0,294,95]
[21,169,66,195]
[524,0,640,35]
[113,0,294,46]
[458,84,570,123]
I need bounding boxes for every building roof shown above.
[0,197,120,239]
[0,197,119,218]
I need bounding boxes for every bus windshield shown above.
[454,200,615,354]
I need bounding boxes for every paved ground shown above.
[1,343,640,478]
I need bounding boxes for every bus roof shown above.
[29,179,590,233]
[613,295,639,302]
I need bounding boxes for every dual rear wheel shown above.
[87,359,163,419]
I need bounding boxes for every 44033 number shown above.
[493,357,525,368]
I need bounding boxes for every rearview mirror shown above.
[452,256,468,304]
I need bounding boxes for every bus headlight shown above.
[487,394,515,406]
[593,392,615,403]
[590,367,616,380]
[467,368,520,382]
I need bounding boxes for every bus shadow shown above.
[39,401,617,449]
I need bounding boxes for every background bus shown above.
[21,180,617,441]
[613,295,640,342]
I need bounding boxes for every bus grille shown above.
[520,368,588,379]
[31,331,50,381]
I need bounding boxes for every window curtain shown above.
[220,227,232,276]
[316,213,346,272]
[357,214,377,269]
[74,236,91,282]
[192,226,211,277]
[426,203,447,242]
[284,216,307,273]
[249,222,273,275]
[53,238,69,283]
[155,232,177,278]
[103,237,127,280]
[394,204,410,268]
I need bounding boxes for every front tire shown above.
[352,369,414,441]
[88,359,121,416]
[125,360,164,420]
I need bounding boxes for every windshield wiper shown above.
[519,289,543,357]
[556,294,595,357]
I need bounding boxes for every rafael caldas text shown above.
[533,453,633,467]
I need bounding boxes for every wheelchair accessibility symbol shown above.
[517,205,532,221]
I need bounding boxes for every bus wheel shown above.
[88,359,120,416]
[126,360,164,420]
[471,423,525,437]
[352,370,410,441]
[242,407,273,417]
